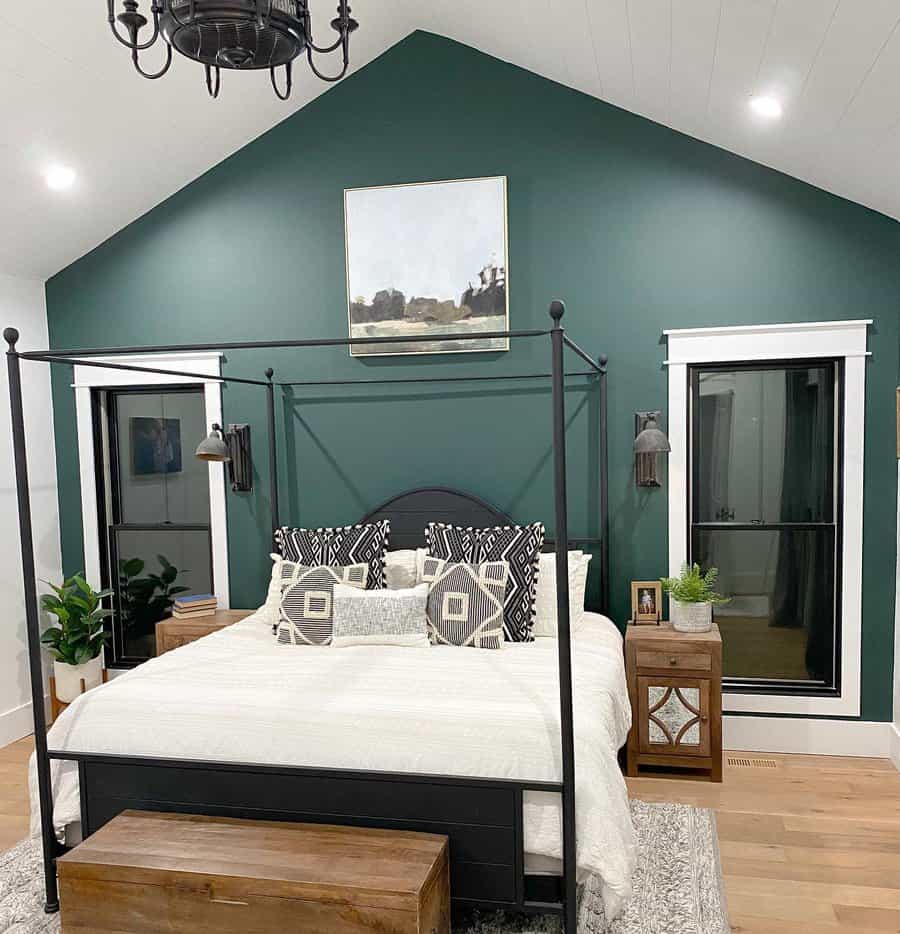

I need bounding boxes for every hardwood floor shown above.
[0,736,34,851]
[628,752,900,933]
[0,738,898,932]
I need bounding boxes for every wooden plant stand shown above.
[50,669,109,723]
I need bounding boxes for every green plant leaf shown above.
[120,557,145,577]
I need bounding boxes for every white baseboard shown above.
[890,723,900,771]
[724,715,891,758]
[0,696,49,749]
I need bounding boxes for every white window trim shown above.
[73,352,229,611]
[665,320,871,717]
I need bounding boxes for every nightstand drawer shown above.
[636,650,711,672]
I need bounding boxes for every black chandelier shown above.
[106,0,358,99]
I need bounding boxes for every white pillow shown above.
[262,553,285,628]
[532,551,592,638]
[332,582,429,647]
[385,549,419,590]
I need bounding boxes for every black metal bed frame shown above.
[5,301,609,932]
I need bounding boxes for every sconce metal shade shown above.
[633,416,671,454]
[195,425,231,463]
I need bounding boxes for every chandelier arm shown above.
[305,0,353,54]
[131,41,174,79]
[270,61,293,100]
[305,43,350,82]
[108,12,163,51]
[205,63,222,98]
[307,35,343,54]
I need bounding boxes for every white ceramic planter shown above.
[53,655,104,703]
[670,598,713,633]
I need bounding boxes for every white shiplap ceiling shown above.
[2,1,900,281]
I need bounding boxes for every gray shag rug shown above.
[0,801,729,933]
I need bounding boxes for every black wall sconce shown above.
[634,411,671,487]
[195,423,253,492]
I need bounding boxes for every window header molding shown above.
[665,318,869,719]
[663,319,872,365]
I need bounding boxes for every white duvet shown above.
[32,610,635,916]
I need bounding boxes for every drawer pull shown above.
[210,897,249,906]
[701,714,709,723]
[669,657,677,665]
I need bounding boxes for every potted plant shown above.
[661,563,729,633]
[40,574,113,702]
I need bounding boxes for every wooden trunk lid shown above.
[58,810,449,913]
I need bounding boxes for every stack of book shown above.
[172,594,218,620]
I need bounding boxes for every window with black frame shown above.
[688,359,841,695]
[98,387,213,666]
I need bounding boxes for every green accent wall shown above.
[45,31,899,720]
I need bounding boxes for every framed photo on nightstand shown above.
[630,580,662,625]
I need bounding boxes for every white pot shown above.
[53,655,104,703]
[670,599,713,633]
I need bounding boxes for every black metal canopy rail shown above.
[4,302,609,933]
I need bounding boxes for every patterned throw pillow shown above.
[274,521,390,590]
[420,556,509,649]
[332,583,429,647]
[424,522,545,642]
[276,563,368,646]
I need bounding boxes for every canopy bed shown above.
[6,302,620,931]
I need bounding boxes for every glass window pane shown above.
[694,365,835,523]
[693,528,835,684]
[113,528,212,659]
[114,390,210,525]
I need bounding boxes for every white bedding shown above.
[32,610,635,916]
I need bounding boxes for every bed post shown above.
[598,354,610,616]
[4,328,60,913]
[265,367,280,538]
[549,303,577,933]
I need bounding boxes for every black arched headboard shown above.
[359,487,514,550]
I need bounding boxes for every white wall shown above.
[0,273,61,747]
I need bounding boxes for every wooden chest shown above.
[58,811,450,934]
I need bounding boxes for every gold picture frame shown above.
[631,580,662,625]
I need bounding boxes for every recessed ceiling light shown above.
[44,164,76,191]
[749,96,783,119]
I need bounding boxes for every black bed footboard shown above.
[55,751,564,914]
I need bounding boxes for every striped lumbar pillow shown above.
[420,556,509,649]
[276,563,368,646]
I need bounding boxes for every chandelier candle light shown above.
[106,0,358,99]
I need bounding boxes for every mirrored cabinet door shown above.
[637,677,711,758]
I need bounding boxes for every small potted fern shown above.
[661,563,728,633]
[40,574,113,702]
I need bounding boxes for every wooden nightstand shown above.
[625,623,722,782]
[155,609,255,656]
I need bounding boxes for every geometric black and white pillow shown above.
[424,522,544,643]
[420,556,509,649]
[274,520,390,590]
[276,563,368,646]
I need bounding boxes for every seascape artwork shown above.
[344,176,509,356]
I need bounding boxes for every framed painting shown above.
[130,417,182,475]
[344,176,509,356]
